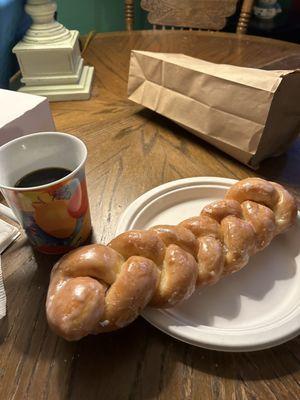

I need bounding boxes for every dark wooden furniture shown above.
[248,7,300,44]
[1,30,300,400]
[125,0,255,33]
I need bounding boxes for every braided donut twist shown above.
[46,178,297,340]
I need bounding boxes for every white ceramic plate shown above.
[116,177,300,352]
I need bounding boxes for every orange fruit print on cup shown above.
[8,169,92,254]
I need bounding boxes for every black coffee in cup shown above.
[15,167,71,188]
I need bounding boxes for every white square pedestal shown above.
[13,30,94,102]
[18,65,94,101]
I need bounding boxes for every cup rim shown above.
[0,131,87,192]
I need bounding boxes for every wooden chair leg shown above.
[237,0,255,34]
[125,0,134,31]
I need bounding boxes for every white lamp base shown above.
[18,65,94,101]
[13,27,94,102]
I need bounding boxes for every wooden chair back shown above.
[125,0,254,34]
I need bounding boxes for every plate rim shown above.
[116,176,300,352]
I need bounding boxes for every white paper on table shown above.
[0,257,6,319]
[0,219,20,319]
[0,89,56,146]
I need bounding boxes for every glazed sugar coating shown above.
[46,178,297,340]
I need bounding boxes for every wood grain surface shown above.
[1,31,300,400]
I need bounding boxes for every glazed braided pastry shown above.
[46,178,297,341]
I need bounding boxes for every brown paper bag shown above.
[128,50,300,168]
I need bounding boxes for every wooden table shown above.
[1,31,300,400]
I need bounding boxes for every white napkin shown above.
[0,218,20,319]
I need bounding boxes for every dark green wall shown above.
[56,0,149,34]
[56,0,295,35]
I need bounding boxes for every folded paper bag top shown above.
[128,50,300,168]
